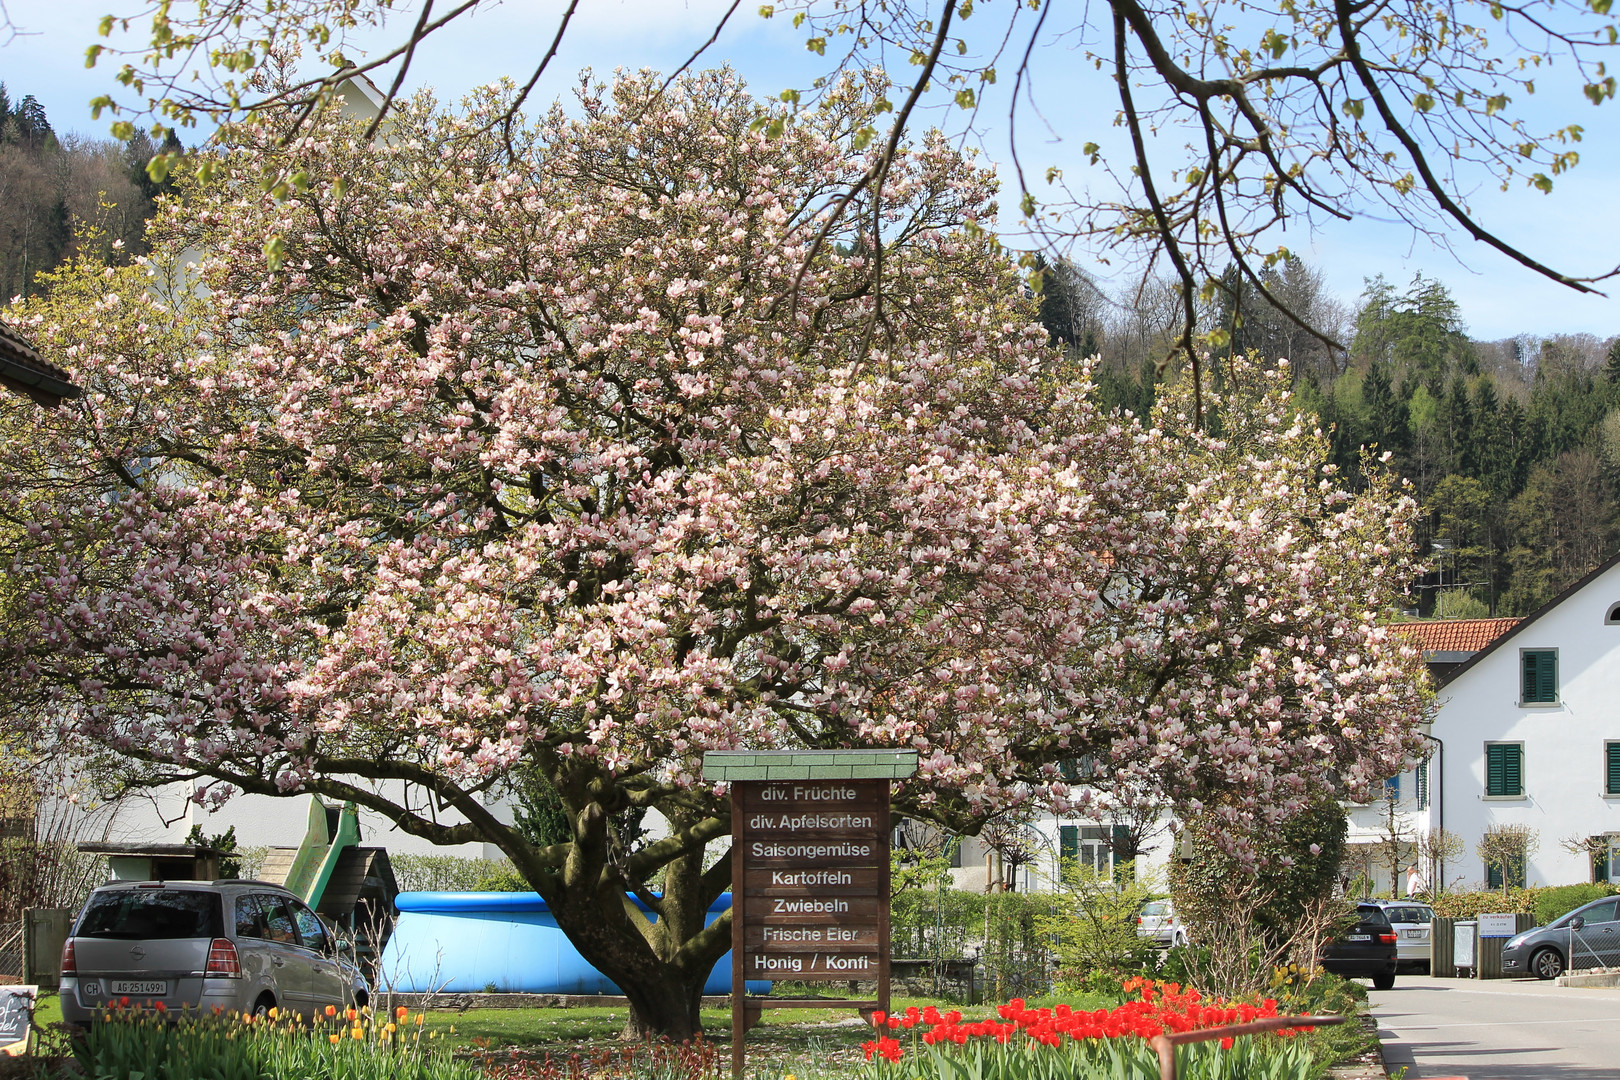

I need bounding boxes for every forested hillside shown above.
[0,82,179,301]
[1040,263,1620,618]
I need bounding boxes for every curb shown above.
[380,992,736,1011]
[1327,1014,1387,1080]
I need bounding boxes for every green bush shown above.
[892,887,1060,999]
[1533,883,1618,925]
[1430,888,1539,919]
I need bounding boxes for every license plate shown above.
[109,981,167,996]
[1346,934,1371,942]
[1405,929,1425,938]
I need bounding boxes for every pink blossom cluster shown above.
[0,70,1428,834]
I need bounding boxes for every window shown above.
[1058,757,1101,782]
[1607,603,1620,626]
[1521,649,1558,704]
[1384,775,1401,801]
[1058,825,1115,875]
[1486,852,1526,890]
[78,889,223,940]
[1486,743,1524,797]
[290,903,328,953]
[1415,761,1429,810]
[1607,742,1620,797]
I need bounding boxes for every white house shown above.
[1389,556,1620,892]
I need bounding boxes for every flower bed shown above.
[75,1000,478,1080]
[858,980,1317,1080]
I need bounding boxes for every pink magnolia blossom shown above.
[0,72,1427,1024]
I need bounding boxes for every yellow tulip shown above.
[351,1027,364,1041]
[329,1034,341,1045]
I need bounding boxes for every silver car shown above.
[60,880,368,1026]
[1364,900,1433,973]
[1136,899,1188,948]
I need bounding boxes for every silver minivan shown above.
[60,880,368,1025]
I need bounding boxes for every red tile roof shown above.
[1393,618,1521,654]
[0,320,79,407]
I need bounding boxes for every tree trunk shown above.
[619,971,707,1042]
[525,799,732,1043]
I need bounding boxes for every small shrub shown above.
[1533,883,1618,925]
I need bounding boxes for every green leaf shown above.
[263,235,286,272]
[853,125,876,151]
[1342,98,1365,120]
[806,36,826,55]
[1413,93,1434,112]
[954,88,976,109]
[1530,172,1554,192]
[99,14,114,35]
[1082,141,1101,165]
[757,4,775,16]
[1020,192,1037,217]
[85,44,104,68]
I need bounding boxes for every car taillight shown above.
[61,939,76,975]
[204,938,241,977]
[1379,932,1398,944]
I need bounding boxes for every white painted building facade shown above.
[1412,555,1620,890]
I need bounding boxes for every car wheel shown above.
[1372,972,1395,991]
[1173,932,1188,948]
[252,993,277,1021]
[1530,947,1565,981]
[354,989,369,1009]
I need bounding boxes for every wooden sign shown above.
[703,749,918,1080]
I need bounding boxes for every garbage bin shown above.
[1452,920,1476,977]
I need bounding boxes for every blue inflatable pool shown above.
[378,891,765,994]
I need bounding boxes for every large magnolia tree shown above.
[0,72,1428,1038]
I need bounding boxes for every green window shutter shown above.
[1607,744,1620,797]
[1487,744,1523,797]
[1487,861,1503,890]
[1416,761,1429,810]
[1522,650,1557,703]
[1505,745,1523,795]
[1059,825,1078,863]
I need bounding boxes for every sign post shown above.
[703,749,918,1080]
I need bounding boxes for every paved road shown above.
[1370,978,1620,1079]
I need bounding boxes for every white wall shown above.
[1431,560,1620,889]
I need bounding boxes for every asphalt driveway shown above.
[1369,978,1620,1079]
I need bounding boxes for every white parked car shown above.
[1136,899,1188,948]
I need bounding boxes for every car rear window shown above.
[1382,906,1432,924]
[77,889,224,940]
[1141,902,1168,916]
[1357,905,1392,925]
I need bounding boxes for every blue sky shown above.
[5,0,1620,343]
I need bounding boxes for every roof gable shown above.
[1436,550,1620,688]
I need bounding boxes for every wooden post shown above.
[730,793,745,1080]
[876,791,891,1025]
